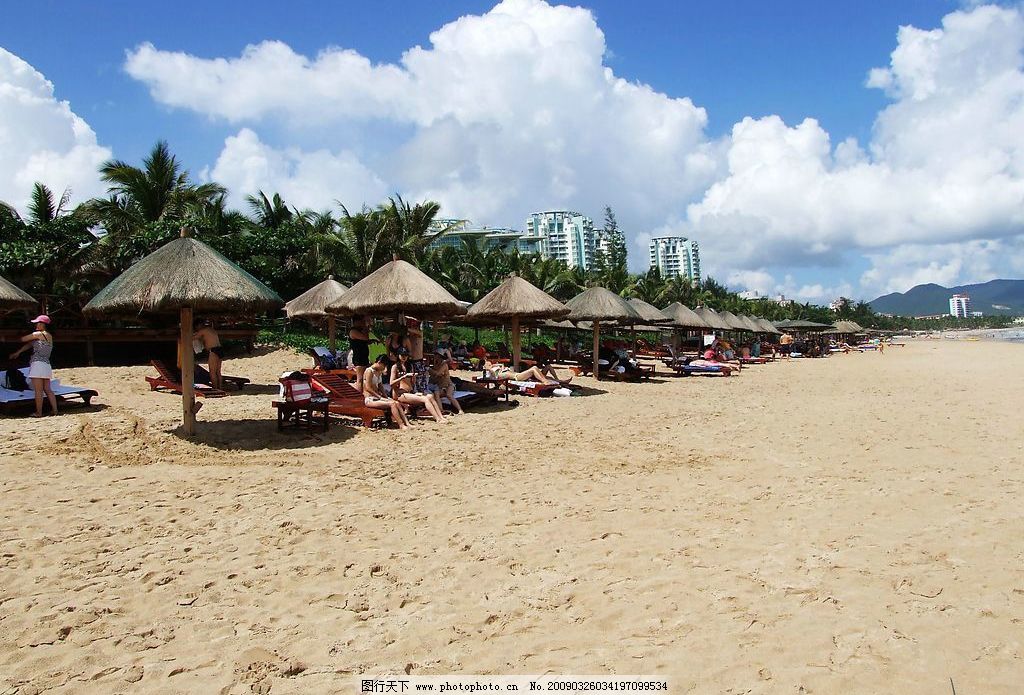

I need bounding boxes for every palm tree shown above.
[87,141,225,237]
[246,191,294,230]
[0,183,95,302]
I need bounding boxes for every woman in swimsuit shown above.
[482,360,567,386]
[362,355,410,429]
[9,315,58,417]
[429,350,463,415]
[390,348,446,423]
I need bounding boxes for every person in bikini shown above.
[390,348,446,423]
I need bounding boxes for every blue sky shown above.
[2,0,1022,301]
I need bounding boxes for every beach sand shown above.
[1,340,1022,694]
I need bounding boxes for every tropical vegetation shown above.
[0,140,1015,332]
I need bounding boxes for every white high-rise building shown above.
[949,294,971,318]
[525,211,596,269]
[649,236,700,283]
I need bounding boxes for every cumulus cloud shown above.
[125,0,720,240]
[0,49,110,213]
[124,1,1024,299]
[686,4,1024,297]
[206,129,389,212]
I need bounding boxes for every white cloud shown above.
[206,129,388,212]
[124,0,719,246]
[124,2,1024,298]
[685,4,1024,297]
[0,49,110,213]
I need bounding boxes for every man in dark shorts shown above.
[349,315,372,391]
[194,321,224,390]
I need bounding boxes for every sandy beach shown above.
[2,340,1023,694]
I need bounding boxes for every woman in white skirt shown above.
[9,315,57,417]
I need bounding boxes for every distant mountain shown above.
[870,279,1024,316]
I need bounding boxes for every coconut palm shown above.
[246,191,294,230]
[86,141,225,245]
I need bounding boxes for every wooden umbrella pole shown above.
[511,317,521,371]
[328,315,336,353]
[592,321,600,381]
[180,306,195,435]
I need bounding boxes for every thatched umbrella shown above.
[754,317,781,335]
[694,306,732,332]
[626,298,672,354]
[661,302,708,330]
[83,229,283,435]
[284,276,348,351]
[328,258,465,318]
[718,310,752,332]
[0,274,37,312]
[465,274,568,369]
[737,314,766,333]
[565,287,642,379]
[775,319,833,332]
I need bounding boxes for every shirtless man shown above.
[194,321,224,390]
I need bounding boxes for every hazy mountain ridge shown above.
[870,279,1024,316]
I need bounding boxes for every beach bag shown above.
[3,368,30,391]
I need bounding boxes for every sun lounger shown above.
[506,380,560,397]
[307,372,391,427]
[145,362,248,395]
[145,360,228,398]
[1,370,98,413]
[634,338,671,358]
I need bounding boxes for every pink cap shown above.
[31,315,50,325]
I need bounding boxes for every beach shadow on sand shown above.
[172,417,361,450]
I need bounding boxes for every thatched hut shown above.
[0,274,37,312]
[328,258,465,318]
[565,287,642,379]
[284,276,348,351]
[83,230,283,434]
[754,317,781,335]
[465,275,568,368]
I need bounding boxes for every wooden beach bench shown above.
[146,360,250,396]
[307,372,391,428]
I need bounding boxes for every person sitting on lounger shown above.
[429,349,464,415]
[363,355,410,429]
[482,360,563,386]
[391,348,446,423]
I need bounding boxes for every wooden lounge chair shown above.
[146,360,228,398]
[307,372,391,428]
[634,338,670,358]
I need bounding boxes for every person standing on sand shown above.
[9,315,58,417]
[779,332,794,358]
[349,314,372,391]
[193,320,224,390]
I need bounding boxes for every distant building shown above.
[648,236,701,283]
[949,294,971,318]
[427,218,544,254]
[525,211,597,269]
[774,294,794,307]
[829,298,845,312]
[969,311,984,318]
[738,290,765,300]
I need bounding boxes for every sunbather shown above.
[362,355,410,429]
[482,360,563,386]
[391,348,446,423]
[429,350,463,414]
[194,320,224,390]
